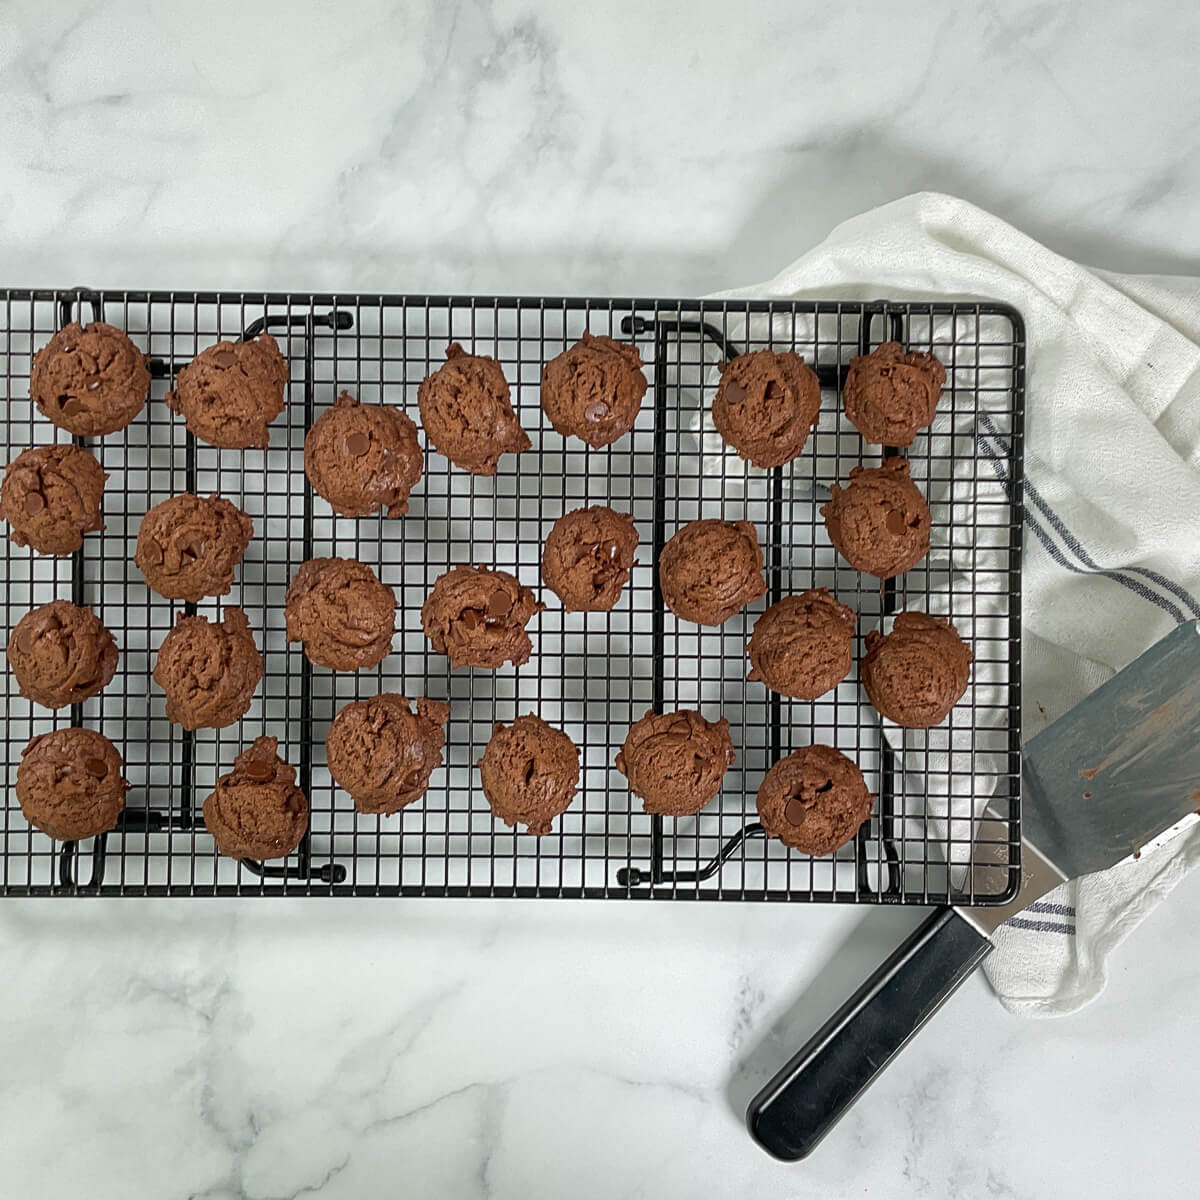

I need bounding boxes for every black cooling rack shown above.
[0,289,1024,900]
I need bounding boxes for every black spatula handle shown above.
[747,907,992,1160]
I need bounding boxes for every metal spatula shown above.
[748,618,1200,1160]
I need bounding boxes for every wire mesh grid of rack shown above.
[0,289,1023,900]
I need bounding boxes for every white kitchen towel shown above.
[721,192,1200,1017]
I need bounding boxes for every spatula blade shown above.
[1022,620,1200,880]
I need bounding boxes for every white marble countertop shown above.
[1,3,1198,1197]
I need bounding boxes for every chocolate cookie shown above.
[165,333,289,449]
[541,505,639,612]
[756,744,874,856]
[421,565,544,669]
[16,728,129,841]
[659,519,767,625]
[326,694,451,815]
[135,493,253,603]
[478,714,580,835]
[31,322,150,437]
[843,342,946,447]
[153,608,263,730]
[747,589,856,700]
[284,557,395,670]
[202,736,308,861]
[615,709,735,817]
[417,343,530,474]
[7,601,119,709]
[712,349,821,468]
[0,444,106,555]
[861,611,972,727]
[304,390,423,518]
[540,332,648,448]
[821,458,931,579]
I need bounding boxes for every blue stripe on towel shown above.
[975,428,1189,624]
[1006,916,1077,936]
[1025,901,1076,917]
[977,414,1200,620]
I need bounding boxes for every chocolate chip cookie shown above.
[615,709,735,817]
[153,608,263,730]
[166,333,289,449]
[7,600,119,710]
[712,349,821,468]
[843,342,946,447]
[16,728,129,841]
[421,565,544,669]
[0,443,106,555]
[478,714,580,835]
[861,610,972,727]
[304,390,423,518]
[541,505,638,612]
[747,589,856,700]
[756,744,874,856]
[326,694,451,814]
[659,519,767,625]
[135,493,253,602]
[540,333,647,448]
[284,557,396,670]
[31,322,150,437]
[417,343,530,474]
[202,736,308,861]
[821,458,931,579]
